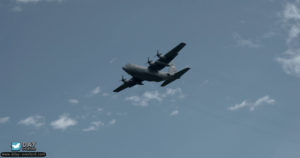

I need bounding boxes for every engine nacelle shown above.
[156,61,170,67]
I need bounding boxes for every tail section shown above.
[161,67,190,87]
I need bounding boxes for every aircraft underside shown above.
[127,70,167,82]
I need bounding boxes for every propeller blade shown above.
[121,75,126,82]
[156,50,162,58]
[147,57,153,65]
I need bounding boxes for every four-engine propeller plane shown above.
[113,42,190,92]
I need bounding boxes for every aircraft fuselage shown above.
[122,64,170,82]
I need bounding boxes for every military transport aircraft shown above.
[113,42,190,92]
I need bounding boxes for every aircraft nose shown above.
[122,64,130,72]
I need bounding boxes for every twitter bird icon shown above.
[11,142,21,151]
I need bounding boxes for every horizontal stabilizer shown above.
[161,67,190,87]
[174,67,190,78]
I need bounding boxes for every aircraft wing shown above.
[113,77,143,92]
[148,42,186,71]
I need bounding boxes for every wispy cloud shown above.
[15,0,63,3]
[109,58,117,64]
[199,80,209,87]
[125,88,184,107]
[12,6,22,12]
[102,92,109,97]
[0,117,10,124]
[170,110,179,116]
[91,86,100,95]
[233,32,261,48]
[162,88,185,98]
[82,121,104,132]
[86,86,101,97]
[277,1,300,78]
[125,91,161,107]
[283,2,300,20]
[108,119,116,125]
[68,98,79,104]
[228,96,275,111]
[282,2,300,43]
[50,114,77,130]
[11,0,63,12]
[277,49,300,77]
[18,115,45,128]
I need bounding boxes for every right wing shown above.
[113,77,143,92]
[148,42,186,71]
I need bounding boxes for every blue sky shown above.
[1,0,300,157]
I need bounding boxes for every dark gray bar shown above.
[1,152,46,157]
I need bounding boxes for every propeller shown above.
[121,75,127,83]
[156,50,163,58]
[147,57,153,65]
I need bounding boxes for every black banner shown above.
[1,152,46,157]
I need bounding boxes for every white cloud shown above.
[108,119,116,125]
[282,2,300,43]
[228,100,248,111]
[0,117,10,124]
[288,23,300,43]
[278,1,300,77]
[91,86,100,95]
[87,86,101,96]
[163,88,185,98]
[125,93,160,107]
[228,96,275,111]
[143,91,162,101]
[11,0,63,12]
[126,95,147,106]
[233,32,261,48]
[277,49,300,77]
[16,0,40,3]
[125,88,184,107]
[16,0,63,3]
[68,98,79,104]
[283,2,300,21]
[12,6,22,12]
[50,114,77,130]
[18,115,45,128]
[170,110,179,116]
[102,92,109,97]
[251,96,275,111]
[82,121,104,132]
[109,58,117,64]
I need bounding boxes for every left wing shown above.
[113,77,143,92]
[148,42,186,71]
